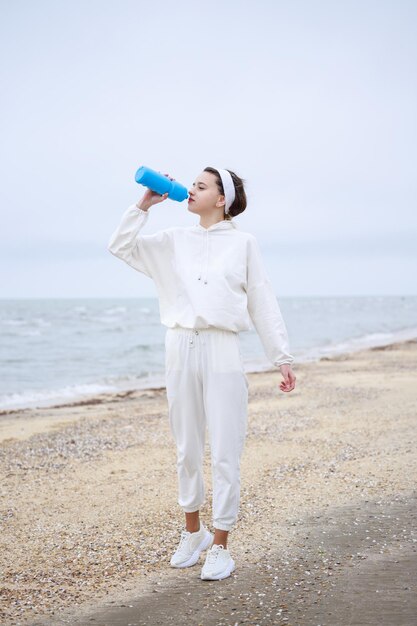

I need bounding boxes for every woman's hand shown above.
[137,172,176,211]
[279,364,296,392]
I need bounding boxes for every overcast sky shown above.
[1,0,416,298]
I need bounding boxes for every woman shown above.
[108,166,296,581]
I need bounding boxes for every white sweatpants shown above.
[164,327,249,532]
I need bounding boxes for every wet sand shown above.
[1,339,416,625]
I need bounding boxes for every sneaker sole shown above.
[170,531,214,568]
[200,558,236,580]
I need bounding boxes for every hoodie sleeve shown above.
[107,204,171,279]
[246,235,294,368]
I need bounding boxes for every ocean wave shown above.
[0,381,120,411]
[1,317,51,328]
[17,330,42,337]
[294,327,417,363]
[104,306,127,315]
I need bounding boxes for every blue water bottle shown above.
[134,165,189,202]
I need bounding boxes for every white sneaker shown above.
[200,544,236,580]
[170,522,214,568]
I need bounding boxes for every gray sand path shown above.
[38,493,416,626]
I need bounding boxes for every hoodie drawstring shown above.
[197,230,209,284]
[196,220,236,284]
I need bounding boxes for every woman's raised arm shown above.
[107,173,175,278]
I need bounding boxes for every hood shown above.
[193,219,238,284]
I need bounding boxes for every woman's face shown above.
[187,171,225,216]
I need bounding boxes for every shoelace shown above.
[207,544,225,564]
[177,530,191,551]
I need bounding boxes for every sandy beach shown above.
[1,339,416,626]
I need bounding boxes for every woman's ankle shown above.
[213,528,229,548]
[185,511,200,533]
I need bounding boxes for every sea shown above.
[1,296,416,411]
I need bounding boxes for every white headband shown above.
[215,168,235,214]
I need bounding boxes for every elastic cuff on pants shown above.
[213,523,234,531]
[182,506,202,513]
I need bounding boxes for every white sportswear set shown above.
[108,204,294,532]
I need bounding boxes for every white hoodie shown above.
[108,205,294,368]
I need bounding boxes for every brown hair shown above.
[204,167,247,221]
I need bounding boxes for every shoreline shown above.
[2,326,417,418]
[1,338,416,625]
